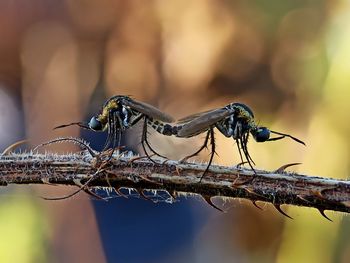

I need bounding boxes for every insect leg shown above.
[141,117,158,164]
[240,137,253,168]
[180,130,210,163]
[144,135,168,159]
[102,111,115,151]
[199,128,215,182]
[105,111,123,161]
[113,111,122,150]
[239,136,256,174]
[242,133,256,165]
[234,138,246,167]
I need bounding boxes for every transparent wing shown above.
[177,108,234,137]
[122,98,175,123]
[177,108,218,124]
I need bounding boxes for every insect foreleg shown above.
[141,118,158,164]
[141,118,168,159]
[102,111,116,151]
[235,138,245,165]
[242,132,255,165]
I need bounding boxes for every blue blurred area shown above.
[94,197,198,263]
[81,128,207,263]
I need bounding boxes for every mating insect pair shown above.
[55,95,305,182]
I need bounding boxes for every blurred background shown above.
[0,0,349,262]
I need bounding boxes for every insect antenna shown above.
[269,130,306,145]
[54,122,90,130]
[45,114,122,201]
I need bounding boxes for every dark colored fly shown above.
[171,103,305,181]
[55,95,175,159]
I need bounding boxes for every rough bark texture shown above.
[0,149,349,220]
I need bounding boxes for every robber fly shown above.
[172,103,305,181]
[55,95,175,159]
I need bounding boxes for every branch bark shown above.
[0,150,349,220]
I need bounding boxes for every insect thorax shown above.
[97,98,140,130]
[217,103,257,138]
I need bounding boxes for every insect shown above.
[55,95,175,160]
[172,103,305,181]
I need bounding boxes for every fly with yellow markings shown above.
[170,102,305,181]
[55,95,175,160]
[55,97,305,181]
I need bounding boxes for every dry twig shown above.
[0,142,349,220]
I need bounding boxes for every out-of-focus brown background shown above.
[0,0,349,262]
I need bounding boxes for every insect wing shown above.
[123,99,174,123]
[177,108,218,124]
[177,108,234,137]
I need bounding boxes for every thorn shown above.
[138,175,163,185]
[274,204,293,219]
[201,195,224,212]
[127,154,155,165]
[167,190,177,200]
[236,161,248,168]
[232,176,255,187]
[296,195,310,203]
[251,200,263,210]
[175,165,182,177]
[135,188,153,202]
[310,190,326,200]
[2,139,29,155]
[318,209,333,222]
[274,163,301,173]
[113,187,128,198]
[244,187,265,199]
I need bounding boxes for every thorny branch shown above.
[0,144,349,221]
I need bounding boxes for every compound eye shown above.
[89,116,103,131]
[254,127,270,142]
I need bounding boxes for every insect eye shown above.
[89,116,103,131]
[253,127,270,142]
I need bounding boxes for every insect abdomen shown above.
[147,119,175,136]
